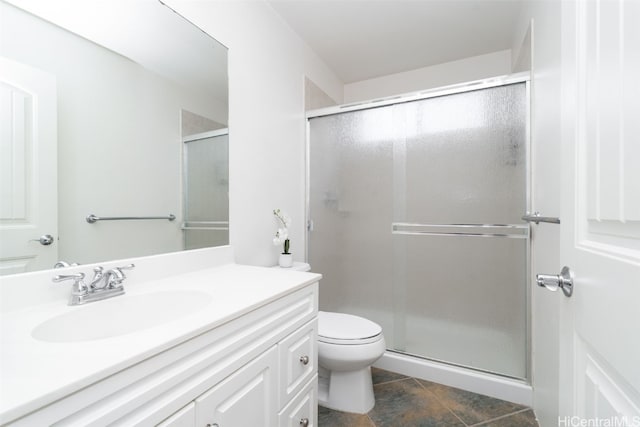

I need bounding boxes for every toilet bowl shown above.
[274,262,386,414]
[317,311,386,414]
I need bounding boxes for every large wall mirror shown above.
[0,0,229,275]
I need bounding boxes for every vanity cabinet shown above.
[194,346,279,427]
[163,317,318,427]
[7,282,318,427]
[162,320,318,427]
[157,403,195,427]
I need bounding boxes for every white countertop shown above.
[0,263,320,424]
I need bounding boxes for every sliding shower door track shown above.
[386,349,529,383]
[306,72,530,119]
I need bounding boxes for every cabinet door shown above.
[278,319,316,408]
[157,402,195,427]
[195,346,278,427]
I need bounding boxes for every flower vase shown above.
[279,253,293,268]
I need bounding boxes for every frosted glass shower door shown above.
[308,107,396,342]
[182,131,229,249]
[393,84,528,378]
[308,82,528,379]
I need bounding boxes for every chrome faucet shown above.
[53,264,135,306]
[52,272,89,304]
[88,266,105,289]
[104,265,134,289]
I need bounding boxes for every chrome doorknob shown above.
[30,234,54,246]
[537,266,573,297]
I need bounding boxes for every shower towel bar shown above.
[391,222,529,239]
[86,214,176,223]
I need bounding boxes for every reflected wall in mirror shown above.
[0,0,229,275]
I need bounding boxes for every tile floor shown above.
[318,368,539,427]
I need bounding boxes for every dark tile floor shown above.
[318,368,539,427]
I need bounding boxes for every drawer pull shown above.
[300,418,309,427]
[206,424,219,427]
[299,355,310,365]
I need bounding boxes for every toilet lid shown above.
[318,311,382,344]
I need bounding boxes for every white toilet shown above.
[278,262,386,414]
[317,311,386,413]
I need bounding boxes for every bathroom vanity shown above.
[0,248,320,426]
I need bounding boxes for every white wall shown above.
[305,77,338,111]
[343,50,512,103]
[1,3,222,265]
[511,24,532,73]
[511,3,562,426]
[165,1,344,266]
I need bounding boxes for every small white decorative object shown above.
[279,253,293,268]
[273,208,292,267]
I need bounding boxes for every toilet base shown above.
[318,366,375,414]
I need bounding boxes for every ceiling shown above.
[268,0,526,84]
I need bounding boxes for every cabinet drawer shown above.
[156,402,195,427]
[278,318,317,409]
[278,375,317,427]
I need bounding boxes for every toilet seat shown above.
[318,311,383,345]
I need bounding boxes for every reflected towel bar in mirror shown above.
[181,221,229,231]
[86,214,176,223]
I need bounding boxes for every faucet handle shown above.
[53,272,85,282]
[105,264,135,289]
[53,272,88,295]
[114,263,135,278]
[89,266,105,289]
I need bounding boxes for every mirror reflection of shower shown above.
[181,109,229,250]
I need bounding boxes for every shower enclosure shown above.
[307,79,529,380]
[182,129,229,250]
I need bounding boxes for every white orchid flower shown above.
[273,227,289,245]
[273,209,292,254]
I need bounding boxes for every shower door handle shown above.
[522,211,560,224]
[536,266,573,297]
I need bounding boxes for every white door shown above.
[556,0,640,422]
[0,57,58,275]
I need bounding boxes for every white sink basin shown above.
[32,290,213,343]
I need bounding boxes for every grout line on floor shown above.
[468,407,534,427]
[373,376,413,387]
[411,378,470,426]
[365,413,376,426]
